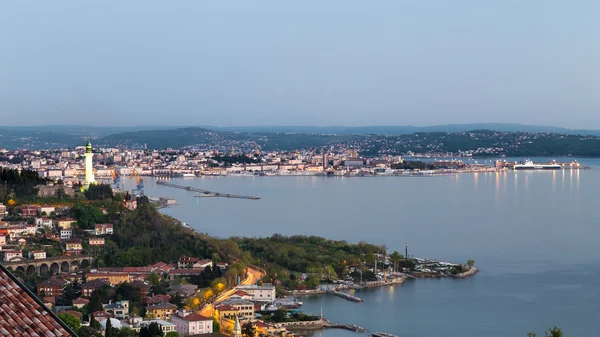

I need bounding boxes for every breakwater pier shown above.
[327,289,364,302]
[156,181,260,200]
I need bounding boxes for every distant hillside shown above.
[97,127,356,150]
[0,128,82,149]
[215,123,600,136]
[4,124,600,154]
[97,127,600,157]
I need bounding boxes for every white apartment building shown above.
[171,312,213,336]
[237,284,277,302]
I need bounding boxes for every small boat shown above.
[182,173,196,178]
[372,333,398,337]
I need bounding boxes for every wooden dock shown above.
[156,181,260,200]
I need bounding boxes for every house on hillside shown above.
[177,256,213,269]
[95,223,114,235]
[29,250,47,260]
[37,278,67,297]
[145,303,178,320]
[3,249,23,262]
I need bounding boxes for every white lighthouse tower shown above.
[84,138,95,189]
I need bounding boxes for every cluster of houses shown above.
[36,258,224,336]
[33,254,292,336]
[0,203,116,262]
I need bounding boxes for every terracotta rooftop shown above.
[146,302,177,310]
[37,278,67,288]
[173,312,212,322]
[82,278,110,288]
[0,263,78,336]
[73,298,90,305]
[146,294,171,305]
[129,280,150,289]
[214,304,237,311]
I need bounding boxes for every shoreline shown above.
[451,266,479,278]
[291,268,479,298]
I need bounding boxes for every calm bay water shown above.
[124,158,600,336]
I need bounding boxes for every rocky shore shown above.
[452,266,479,278]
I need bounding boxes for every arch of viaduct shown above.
[2,256,94,277]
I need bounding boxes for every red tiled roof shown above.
[43,296,56,304]
[234,290,251,297]
[168,268,204,275]
[178,256,201,263]
[82,278,110,288]
[148,262,167,269]
[214,304,237,311]
[147,294,171,304]
[129,280,150,289]
[0,264,78,336]
[123,266,151,273]
[37,278,67,288]
[173,312,212,322]
[156,263,176,272]
[92,311,113,319]
[146,303,177,310]
[73,298,90,305]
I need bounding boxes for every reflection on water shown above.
[122,161,599,337]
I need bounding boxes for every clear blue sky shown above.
[1,1,599,128]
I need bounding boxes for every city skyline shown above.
[1,1,599,128]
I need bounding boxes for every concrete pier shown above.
[326,289,364,302]
[156,181,260,200]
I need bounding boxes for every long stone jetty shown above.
[326,289,363,302]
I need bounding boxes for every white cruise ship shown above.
[514,160,561,170]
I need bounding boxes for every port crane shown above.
[130,168,144,195]
[111,168,123,189]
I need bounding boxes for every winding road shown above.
[198,266,264,317]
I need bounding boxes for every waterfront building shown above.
[237,284,276,302]
[215,298,255,319]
